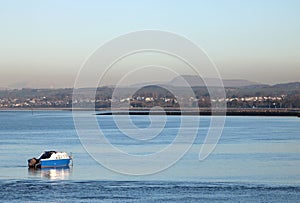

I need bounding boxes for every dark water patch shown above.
[1,180,300,202]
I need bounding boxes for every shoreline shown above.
[96,108,300,117]
[0,107,299,117]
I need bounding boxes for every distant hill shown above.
[169,75,260,87]
[272,82,300,89]
[1,80,299,108]
[225,82,300,98]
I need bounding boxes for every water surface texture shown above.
[0,111,299,202]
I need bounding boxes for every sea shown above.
[0,110,300,202]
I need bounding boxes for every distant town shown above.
[0,81,299,110]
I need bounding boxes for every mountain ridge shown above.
[169,75,261,87]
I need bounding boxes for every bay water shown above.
[0,110,299,202]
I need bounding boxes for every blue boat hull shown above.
[40,159,71,168]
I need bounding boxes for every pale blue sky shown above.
[0,0,299,88]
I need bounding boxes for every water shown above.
[0,110,300,202]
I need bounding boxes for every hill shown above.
[169,75,260,87]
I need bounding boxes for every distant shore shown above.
[95,108,300,117]
[0,107,299,117]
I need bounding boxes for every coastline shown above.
[0,107,299,117]
[96,108,300,117]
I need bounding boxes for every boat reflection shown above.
[28,166,72,180]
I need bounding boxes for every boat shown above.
[28,151,72,169]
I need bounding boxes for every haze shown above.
[0,0,299,88]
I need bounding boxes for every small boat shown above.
[28,151,72,169]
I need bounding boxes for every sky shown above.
[0,0,299,88]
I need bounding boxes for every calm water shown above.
[0,110,300,202]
